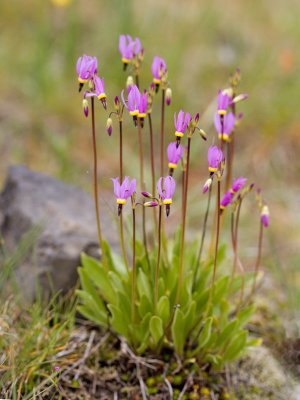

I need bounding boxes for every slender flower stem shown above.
[91,97,105,266]
[137,119,150,268]
[119,120,123,181]
[148,113,157,229]
[210,179,221,300]
[176,137,191,304]
[118,120,129,271]
[193,184,212,290]
[131,207,136,322]
[160,89,165,178]
[135,74,140,89]
[225,134,234,191]
[229,209,245,308]
[251,221,264,296]
[230,198,243,281]
[154,205,162,313]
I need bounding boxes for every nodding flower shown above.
[231,177,247,194]
[214,112,235,142]
[207,146,224,173]
[157,176,176,217]
[121,85,141,122]
[106,118,113,136]
[151,56,167,88]
[112,176,136,216]
[167,142,184,173]
[138,91,148,121]
[165,88,172,106]
[174,110,191,145]
[220,191,234,210]
[217,89,231,115]
[82,98,89,118]
[260,205,270,228]
[119,35,142,68]
[90,76,107,109]
[76,55,98,91]
[202,178,212,194]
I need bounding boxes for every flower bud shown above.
[141,191,153,198]
[106,118,113,136]
[199,129,207,141]
[165,88,172,106]
[202,178,212,194]
[126,75,134,88]
[260,205,270,228]
[82,98,89,118]
[144,201,158,207]
[232,93,248,104]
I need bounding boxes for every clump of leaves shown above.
[78,236,261,369]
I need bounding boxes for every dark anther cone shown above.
[176,138,181,148]
[133,116,137,127]
[118,204,123,217]
[169,168,174,177]
[166,204,170,217]
[140,118,144,128]
[78,82,84,92]
[123,63,128,71]
[155,83,160,93]
[101,99,107,110]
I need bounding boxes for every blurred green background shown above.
[0,0,299,307]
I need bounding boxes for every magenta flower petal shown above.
[207,146,223,172]
[231,177,247,193]
[260,205,270,228]
[220,191,233,209]
[167,142,184,168]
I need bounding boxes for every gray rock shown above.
[0,165,118,301]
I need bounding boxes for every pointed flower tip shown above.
[141,191,153,198]
[261,205,270,228]
[144,201,158,207]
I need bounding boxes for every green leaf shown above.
[223,330,248,361]
[183,301,196,336]
[138,295,152,318]
[78,268,107,314]
[198,317,213,349]
[171,308,185,355]
[212,276,229,306]
[215,319,238,348]
[77,304,108,326]
[108,304,129,337]
[157,296,170,325]
[149,316,163,346]
[236,305,256,328]
[137,269,152,303]
[81,253,116,304]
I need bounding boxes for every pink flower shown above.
[174,111,191,138]
[112,176,136,205]
[157,176,176,216]
[119,35,142,65]
[76,55,98,88]
[167,142,184,169]
[214,112,235,142]
[217,90,231,115]
[207,146,223,172]
[151,56,167,84]
[138,91,148,118]
[121,85,141,116]
[220,191,234,210]
[231,177,247,193]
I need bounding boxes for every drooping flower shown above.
[157,176,176,216]
[260,205,270,228]
[220,191,234,210]
[214,112,235,141]
[167,142,184,170]
[174,111,191,138]
[121,85,141,117]
[138,91,148,119]
[112,176,136,204]
[217,89,231,115]
[76,55,98,90]
[231,177,247,193]
[151,56,167,85]
[207,146,223,173]
[119,35,142,67]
